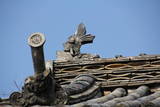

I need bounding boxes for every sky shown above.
[0,0,160,98]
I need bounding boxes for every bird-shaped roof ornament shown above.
[64,23,95,56]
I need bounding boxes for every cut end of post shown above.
[28,32,46,48]
[28,32,46,74]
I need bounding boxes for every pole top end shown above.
[28,32,46,47]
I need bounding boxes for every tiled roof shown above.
[1,54,160,107]
[54,54,160,89]
[1,24,160,107]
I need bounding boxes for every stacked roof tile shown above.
[1,24,160,107]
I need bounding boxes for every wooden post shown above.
[28,33,46,74]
